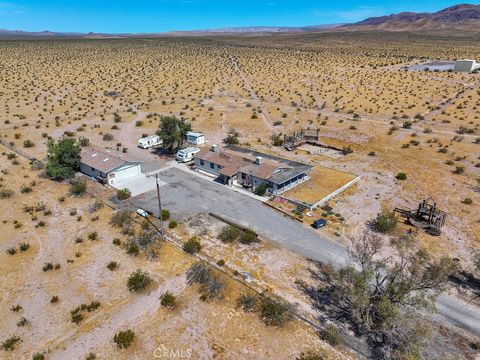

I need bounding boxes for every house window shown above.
[200,160,204,166]
[91,167,95,172]
[241,173,246,179]
[210,162,215,169]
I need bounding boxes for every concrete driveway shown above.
[112,174,166,197]
[128,167,480,336]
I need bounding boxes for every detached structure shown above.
[194,145,312,195]
[394,198,447,236]
[80,148,141,185]
[186,132,206,145]
[454,59,479,73]
[283,128,320,151]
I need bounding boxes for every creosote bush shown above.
[183,236,201,254]
[160,291,176,308]
[127,269,152,292]
[114,329,135,349]
[375,211,397,233]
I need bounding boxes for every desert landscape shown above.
[1,4,480,360]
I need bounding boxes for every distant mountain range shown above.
[1,3,479,39]
[344,3,480,32]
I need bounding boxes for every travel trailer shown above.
[138,135,163,149]
[176,147,200,163]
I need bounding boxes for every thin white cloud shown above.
[334,6,384,22]
[314,6,385,23]
[0,2,26,15]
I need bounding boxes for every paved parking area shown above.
[129,167,349,268]
[112,174,166,197]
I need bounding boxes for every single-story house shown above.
[194,145,312,195]
[80,148,141,185]
[186,132,206,145]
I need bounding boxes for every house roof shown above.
[196,145,312,184]
[80,148,140,174]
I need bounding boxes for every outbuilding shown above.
[186,131,206,145]
[454,59,478,72]
[80,148,141,185]
[138,135,162,149]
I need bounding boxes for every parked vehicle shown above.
[176,147,200,163]
[136,208,149,218]
[312,219,327,229]
[138,135,162,149]
[186,131,206,145]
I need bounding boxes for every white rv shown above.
[176,147,200,163]
[138,135,162,149]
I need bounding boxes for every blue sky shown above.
[0,1,471,33]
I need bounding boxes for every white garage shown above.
[80,148,142,185]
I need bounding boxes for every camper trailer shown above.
[138,135,162,149]
[176,147,200,163]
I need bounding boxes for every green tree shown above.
[157,116,191,153]
[375,211,397,233]
[46,138,81,180]
[127,269,152,292]
[223,128,240,145]
[314,232,458,358]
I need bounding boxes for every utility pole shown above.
[155,173,164,236]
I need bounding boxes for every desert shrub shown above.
[90,200,103,212]
[46,138,81,180]
[87,231,98,240]
[137,230,158,248]
[260,297,292,326]
[112,238,121,246]
[42,263,54,272]
[395,172,407,180]
[20,185,32,194]
[71,312,83,324]
[160,291,176,307]
[462,198,473,205]
[1,336,21,351]
[102,133,114,141]
[239,230,258,245]
[110,211,132,228]
[6,247,17,255]
[23,140,34,148]
[161,209,170,221]
[126,240,139,256]
[70,181,87,196]
[0,189,14,199]
[78,136,90,147]
[271,133,284,146]
[113,329,135,349]
[186,262,225,300]
[218,225,241,243]
[50,295,59,303]
[183,237,201,254]
[168,220,177,229]
[10,305,22,312]
[320,324,342,346]
[32,353,45,360]
[116,188,131,200]
[341,146,353,155]
[223,128,239,145]
[85,353,97,360]
[255,183,269,196]
[454,166,465,174]
[296,350,328,360]
[17,317,28,327]
[19,243,30,252]
[107,261,118,270]
[216,259,225,266]
[127,269,152,292]
[375,211,397,233]
[236,294,257,312]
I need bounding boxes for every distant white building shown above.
[186,131,205,145]
[454,59,479,73]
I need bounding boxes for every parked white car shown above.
[138,135,162,149]
[176,147,200,163]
